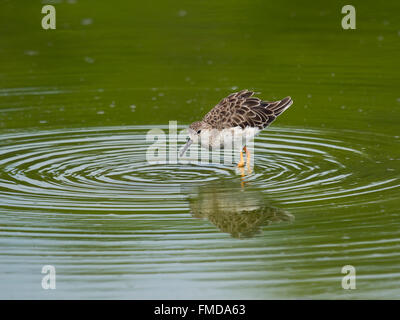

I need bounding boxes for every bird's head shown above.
[180,121,210,156]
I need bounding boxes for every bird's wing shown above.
[203,89,293,130]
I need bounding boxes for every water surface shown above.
[0,0,399,299]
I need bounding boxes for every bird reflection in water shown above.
[185,182,294,239]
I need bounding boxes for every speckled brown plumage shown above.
[202,89,293,130]
[180,89,294,159]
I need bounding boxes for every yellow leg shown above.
[245,146,251,171]
[237,150,245,167]
[238,147,252,185]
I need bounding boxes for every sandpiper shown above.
[180,89,293,168]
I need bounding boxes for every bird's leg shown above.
[239,166,245,180]
[237,150,245,167]
[244,146,251,171]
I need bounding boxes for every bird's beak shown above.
[180,138,193,157]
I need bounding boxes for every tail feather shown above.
[258,96,293,129]
[266,96,293,116]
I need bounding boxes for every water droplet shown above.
[178,10,187,17]
[81,18,93,26]
[24,50,38,56]
[84,56,95,64]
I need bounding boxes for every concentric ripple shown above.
[0,126,399,212]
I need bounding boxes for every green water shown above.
[0,0,399,299]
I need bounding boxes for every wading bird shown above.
[180,89,293,168]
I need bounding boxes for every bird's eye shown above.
[197,130,201,134]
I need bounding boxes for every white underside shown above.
[198,126,261,150]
